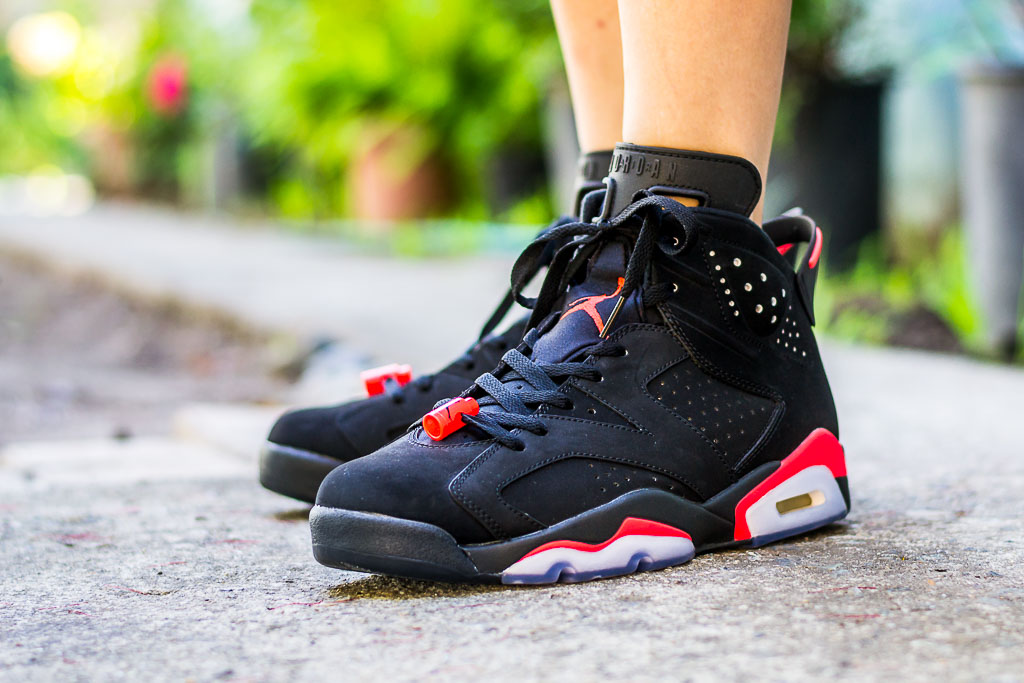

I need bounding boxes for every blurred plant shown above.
[1,0,562,219]
[146,54,188,116]
[99,0,239,199]
[816,228,984,354]
[0,52,80,174]
[774,0,870,150]
[238,0,561,219]
[787,0,864,81]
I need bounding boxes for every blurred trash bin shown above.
[959,63,1024,360]
[789,80,885,270]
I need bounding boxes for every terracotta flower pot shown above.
[80,123,136,195]
[347,123,450,222]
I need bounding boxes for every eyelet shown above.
[620,348,629,357]
[671,282,678,293]
[671,236,679,246]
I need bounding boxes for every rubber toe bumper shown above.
[310,506,486,582]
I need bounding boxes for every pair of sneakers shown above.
[261,144,848,585]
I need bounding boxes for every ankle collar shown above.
[604,144,761,217]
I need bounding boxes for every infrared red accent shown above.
[560,277,625,332]
[422,397,480,440]
[519,517,691,561]
[777,243,793,256]
[807,227,823,269]
[361,364,413,397]
[733,428,845,541]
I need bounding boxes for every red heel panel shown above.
[733,428,845,541]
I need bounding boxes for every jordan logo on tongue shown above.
[559,277,624,333]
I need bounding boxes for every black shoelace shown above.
[384,216,575,404]
[452,193,702,449]
[386,333,513,403]
[461,329,623,449]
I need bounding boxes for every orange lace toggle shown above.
[422,397,479,441]
[361,363,413,397]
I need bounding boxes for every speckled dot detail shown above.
[648,359,776,466]
[704,245,789,337]
[774,303,810,358]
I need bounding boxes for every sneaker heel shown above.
[733,429,848,546]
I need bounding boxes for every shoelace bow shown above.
[448,194,703,449]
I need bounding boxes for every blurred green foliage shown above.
[788,0,860,80]
[240,0,560,219]
[0,51,84,174]
[1,0,561,218]
[816,229,984,353]
[0,0,1003,356]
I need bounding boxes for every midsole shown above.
[501,517,697,585]
[466,488,738,575]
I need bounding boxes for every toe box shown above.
[267,405,360,463]
[315,435,494,545]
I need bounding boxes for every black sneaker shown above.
[310,144,848,583]
[259,151,613,503]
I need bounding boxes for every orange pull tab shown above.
[361,363,413,397]
[422,397,479,441]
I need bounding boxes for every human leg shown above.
[618,0,791,222]
[550,0,623,154]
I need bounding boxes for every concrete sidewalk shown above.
[0,203,519,374]
[2,205,1023,681]
[2,343,1023,681]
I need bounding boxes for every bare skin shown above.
[550,0,624,154]
[617,0,792,223]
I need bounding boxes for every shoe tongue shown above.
[531,241,643,363]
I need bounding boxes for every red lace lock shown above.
[361,363,413,397]
[422,397,479,441]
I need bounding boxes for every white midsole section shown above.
[502,534,696,579]
[744,464,845,539]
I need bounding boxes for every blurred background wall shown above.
[2,0,1023,357]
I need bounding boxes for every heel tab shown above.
[762,213,824,325]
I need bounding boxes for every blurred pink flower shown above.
[146,55,188,116]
